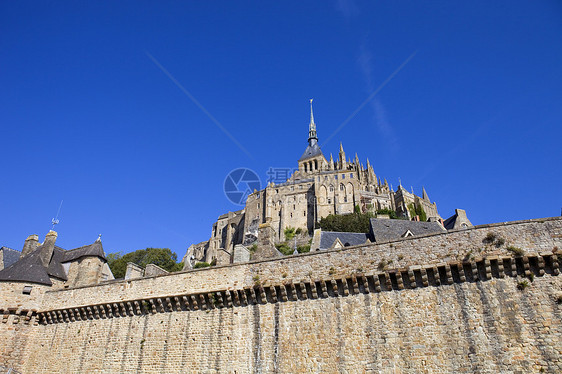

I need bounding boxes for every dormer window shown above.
[402,230,414,238]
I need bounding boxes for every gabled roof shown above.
[299,143,324,161]
[0,246,21,269]
[443,209,472,230]
[369,218,445,242]
[319,231,369,250]
[442,215,457,230]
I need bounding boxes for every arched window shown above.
[314,160,318,170]
[329,185,334,192]
[340,183,344,191]
[319,185,327,204]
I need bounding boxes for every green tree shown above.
[106,248,184,278]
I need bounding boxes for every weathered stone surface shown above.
[0,217,561,373]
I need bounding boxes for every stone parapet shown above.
[36,251,561,324]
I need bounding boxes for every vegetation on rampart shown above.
[107,248,183,278]
[318,208,374,233]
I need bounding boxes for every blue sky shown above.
[1,1,561,259]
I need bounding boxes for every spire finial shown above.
[307,98,318,146]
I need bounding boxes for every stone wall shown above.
[1,217,561,373]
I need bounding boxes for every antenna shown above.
[51,200,63,230]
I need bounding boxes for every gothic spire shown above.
[422,186,430,201]
[308,99,318,146]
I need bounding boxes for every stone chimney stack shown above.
[21,234,39,258]
[39,230,58,267]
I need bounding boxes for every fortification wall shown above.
[40,217,562,310]
[11,276,562,373]
[0,217,561,373]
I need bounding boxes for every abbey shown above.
[185,101,471,267]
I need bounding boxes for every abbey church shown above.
[185,101,471,266]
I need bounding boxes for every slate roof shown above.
[0,248,53,285]
[443,214,458,230]
[319,231,369,250]
[0,240,106,286]
[299,143,324,161]
[0,246,21,269]
[369,218,446,242]
[62,241,105,262]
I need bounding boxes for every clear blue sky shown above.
[1,1,561,259]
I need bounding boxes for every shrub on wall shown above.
[275,243,293,255]
[194,262,211,269]
[318,211,374,233]
[376,208,398,219]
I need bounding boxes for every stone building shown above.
[184,101,469,267]
[0,230,114,289]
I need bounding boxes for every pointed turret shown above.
[329,153,334,169]
[338,143,346,169]
[422,187,430,201]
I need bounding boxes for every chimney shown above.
[21,234,39,258]
[39,230,58,267]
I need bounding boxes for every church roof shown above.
[369,218,445,242]
[299,143,324,161]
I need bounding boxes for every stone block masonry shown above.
[1,217,562,373]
